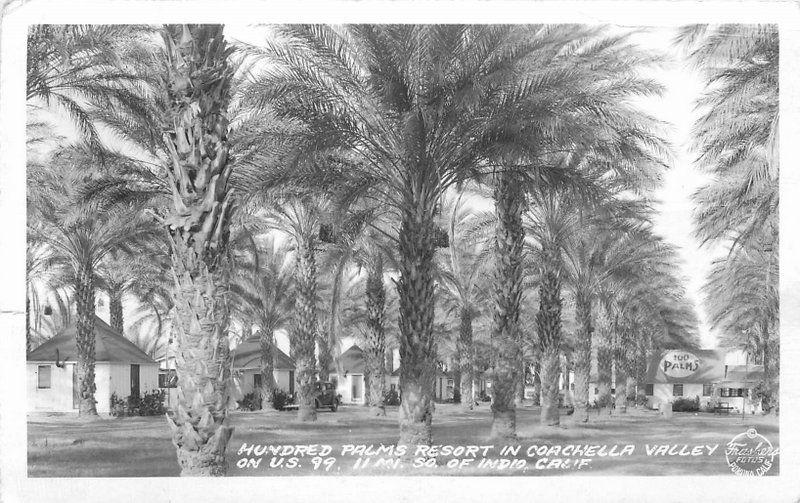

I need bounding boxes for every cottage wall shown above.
[27,362,73,412]
[235,368,294,396]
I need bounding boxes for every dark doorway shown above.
[289,370,295,395]
[130,364,140,397]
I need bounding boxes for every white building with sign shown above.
[644,349,764,413]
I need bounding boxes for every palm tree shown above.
[155,24,238,476]
[230,231,295,407]
[437,191,489,411]
[677,24,779,411]
[26,25,155,151]
[27,146,157,416]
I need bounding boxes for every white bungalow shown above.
[27,317,159,414]
[231,337,296,396]
[644,349,764,413]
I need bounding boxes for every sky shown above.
[629,27,724,348]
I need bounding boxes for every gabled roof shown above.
[331,345,366,374]
[645,349,725,384]
[231,337,294,370]
[27,316,157,365]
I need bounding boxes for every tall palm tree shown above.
[155,24,238,476]
[677,24,779,411]
[27,146,157,415]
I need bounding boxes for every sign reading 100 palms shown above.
[660,351,701,378]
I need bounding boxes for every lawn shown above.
[27,404,779,477]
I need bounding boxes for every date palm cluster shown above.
[25,23,775,475]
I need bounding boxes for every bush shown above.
[272,389,292,411]
[383,388,401,406]
[237,391,262,411]
[672,396,700,412]
[110,390,166,417]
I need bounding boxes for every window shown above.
[254,373,262,389]
[645,384,653,396]
[159,370,177,388]
[37,365,52,389]
[570,383,575,391]
[673,384,683,397]
[611,388,616,394]
[702,384,713,396]
[390,384,396,392]
[594,387,598,395]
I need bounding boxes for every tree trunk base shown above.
[488,409,517,441]
[298,405,317,422]
[541,403,560,427]
[174,425,234,476]
[572,404,589,424]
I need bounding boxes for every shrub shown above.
[672,396,700,412]
[110,390,166,417]
[383,388,401,406]
[272,389,292,410]
[237,391,262,411]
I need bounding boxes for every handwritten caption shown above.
[235,442,720,472]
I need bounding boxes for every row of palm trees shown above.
[680,25,780,411]
[26,23,771,476]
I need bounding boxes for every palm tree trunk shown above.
[258,328,277,408]
[160,24,235,476]
[531,359,541,406]
[536,244,563,427]
[539,348,560,426]
[364,253,387,416]
[75,260,98,416]
[457,309,474,410]
[572,290,592,423]
[317,329,332,383]
[396,180,437,450]
[613,348,628,414]
[294,232,319,422]
[489,170,525,440]
[26,294,31,353]
[108,284,124,334]
[596,305,614,415]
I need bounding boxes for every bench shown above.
[714,402,734,414]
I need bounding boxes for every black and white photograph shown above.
[0,1,797,502]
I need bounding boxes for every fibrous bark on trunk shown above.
[258,328,277,408]
[539,348,560,426]
[457,309,475,410]
[158,24,236,476]
[595,304,614,415]
[489,170,525,441]
[364,253,387,416]
[536,243,564,427]
[293,233,319,422]
[75,260,98,416]
[108,283,124,335]
[572,290,592,423]
[396,167,437,450]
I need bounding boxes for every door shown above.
[289,370,295,395]
[130,364,140,397]
[351,375,363,402]
[72,365,79,409]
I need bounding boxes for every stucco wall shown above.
[28,362,74,412]
[235,369,293,395]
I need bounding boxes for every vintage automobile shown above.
[282,381,340,412]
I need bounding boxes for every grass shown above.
[27,403,779,477]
